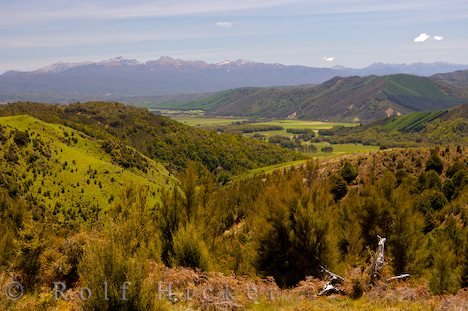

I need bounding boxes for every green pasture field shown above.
[168,115,378,160]
[306,142,379,157]
[170,115,357,137]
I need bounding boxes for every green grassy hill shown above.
[0,102,304,179]
[0,115,176,226]
[381,110,448,132]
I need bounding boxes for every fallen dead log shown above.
[387,274,410,282]
[318,265,346,296]
[318,283,345,296]
[319,265,345,284]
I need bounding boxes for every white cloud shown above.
[323,56,334,62]
[216,21,233,28]
[414,33,430,42]
[433,35,444,41]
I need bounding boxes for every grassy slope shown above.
[385,74,454,99]
[0,102,304,176]
[382,110,448,132]
[0,115,176,217]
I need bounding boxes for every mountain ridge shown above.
[152,74,466,122]
[1,57,468,103]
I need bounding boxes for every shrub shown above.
[429,236,461,295]
[257,199,336,287]
[330,175,348,201]
[321,146,334,153]
[13,130,30,147]
[340,160,358,184]
[417,170,442,191]
[416,189,448,213]
[425,151,443,174]
[78,235,165,310]
[171,223,211,271]
[350,279,364,299]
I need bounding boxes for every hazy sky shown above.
[1,0,467,72]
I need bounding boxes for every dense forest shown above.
[0,102,467,310]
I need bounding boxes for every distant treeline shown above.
[286,128,314,134]
[216,125,284,133]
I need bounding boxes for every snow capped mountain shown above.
[34,57,141,73]
[35,61,93,73]
[1,56,467,103]
[98,56,140,67]
[31,56,267,74]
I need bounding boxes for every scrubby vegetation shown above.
[320,105,468,148]
[0,102,303,181]
[0,103,466,310]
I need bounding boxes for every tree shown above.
[337,190,364,262]
[79,185,167,310]
[330,175,348,201]
[429,235,461,295]
[14,217,44,289]
[389,189,426,275]
[257,186,335,287]
[321,146,334,153]
[171,222,211,270]
[417,170,442,191]
[340,160,358,184]
[179,162,198,220]
[158,188,184,265]
[109,184,162,261]
[13,130,30,147]
[425,151,443,174]
[0,190,26,267]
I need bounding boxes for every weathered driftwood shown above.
[387,274,410,282]
[319,265,345,283]
[371,235,386,283]
[318,283,345,296]
[319,235,410,296]
[318,265,345,296]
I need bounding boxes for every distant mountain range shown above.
[1,56,468,103]
[152,72,468,122]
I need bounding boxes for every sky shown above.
[0,0,467,73]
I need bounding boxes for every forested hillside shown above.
[319,105,468,147]
[432,70,468,88]
[151,74,466,121]
[1,137,466,309]
[0,102,303,180]
[0,102,466,310]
